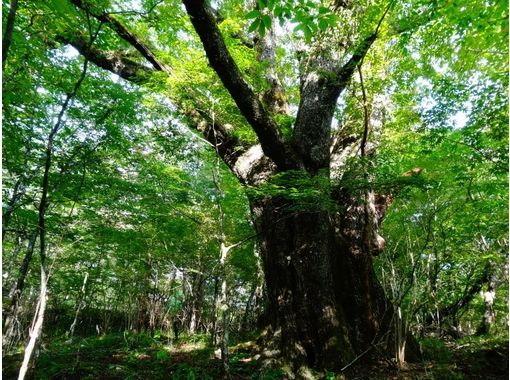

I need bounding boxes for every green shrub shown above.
[420,337,453,363]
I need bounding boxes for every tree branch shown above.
[60,30,253,175]
[57,33,154,82]
[291,3,391,173]
[2,0,19,68]
[333,1,392,90]
[182,0,296,170]
[69,0,168,72]
[185,107,249,171]
[358,65,370,157]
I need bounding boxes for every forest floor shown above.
[2,332,508,379]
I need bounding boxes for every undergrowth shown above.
[2,332,508,379]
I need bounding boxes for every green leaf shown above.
[303,24,313,41]
[257,0,267,9]
[258,21,266,37]
[244,9,261,20]
[245,10,261,19]
[248,18,261,33]
[319,6,330,14]
[293,12,306,23]
[319,18,328,32]
[262,15,272,29]
[293,24,304,32]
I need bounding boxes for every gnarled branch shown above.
[58,33,154,82]
[70,0,168,72]
[182,0,296,170]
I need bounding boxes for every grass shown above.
[2,332,508,379]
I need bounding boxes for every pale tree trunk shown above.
[182,270,204,335]
[187,274,204,334]
[212,101,232,378]
[476,238,499,335]
[395,306,406,365]
[252,241,265,327]
[218,242,230,378]
[188,307,197,334]
[68,271,89,338]
[17,261,48,380]
[477,260,498,336]
[478,283,496,335]
[211,276,219,345]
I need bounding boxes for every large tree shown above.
[59,0,390,370]
[4,0,506,376]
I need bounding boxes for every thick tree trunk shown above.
[251,196,389,372]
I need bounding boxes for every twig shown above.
[340,345,374,372]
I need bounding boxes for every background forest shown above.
[2,0,508,379]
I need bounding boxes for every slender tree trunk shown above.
[211,276,220,345]
[395,306,406,366]
[252,241,267,329]
[186,274,204,334]
[222,249,262,333]
[69,271,89,337]
[136,254,152,333]
[3,174,25,240]
[219,242,230,378]
[210,110,234,378]
[241,282,257,331]
[3,229,39,350]
[2,0,19,68]
[18,101,55,379]
[17,262,48,380]
[16,52,91,377]
[477,275,496,335]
